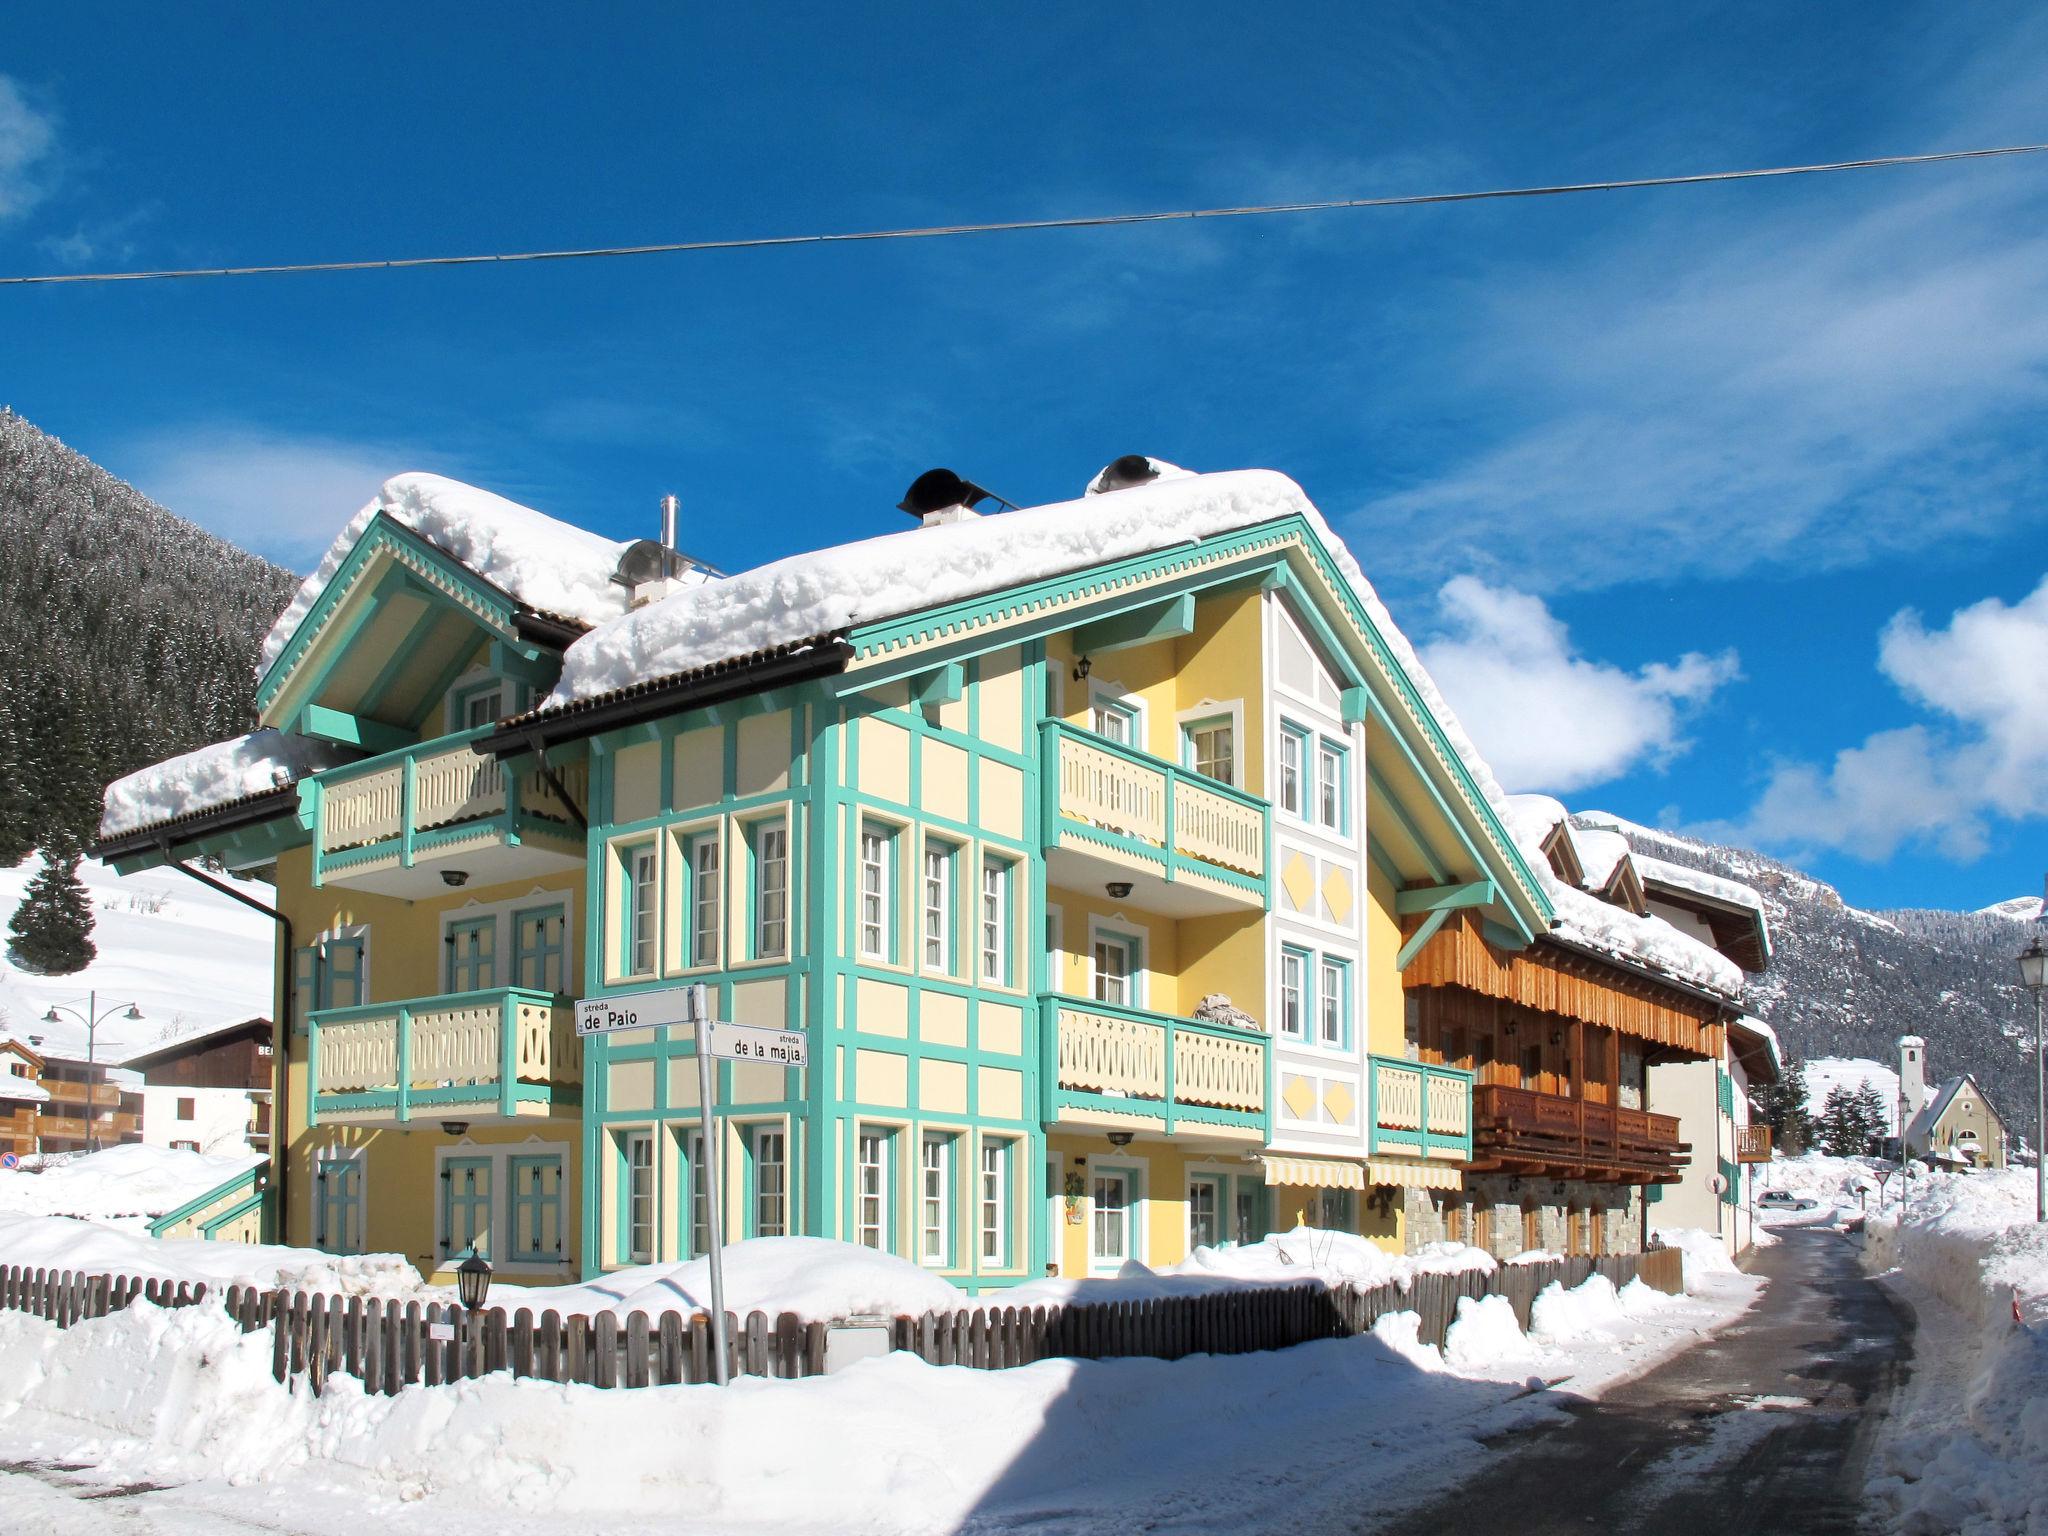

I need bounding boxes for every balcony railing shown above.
[1367,1055,1474,1162]
[1472,1083,1687,1177]
[1734,1124,1773,1163]
[311,727,587,887]
[309,986,582,1123]
[1041,995,1268,1134]
[1040,721,1268,903]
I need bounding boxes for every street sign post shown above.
[572,982,815,1386]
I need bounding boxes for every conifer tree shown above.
[6,842,97,974]
[1761,1053,1814,1155]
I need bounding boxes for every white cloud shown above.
[1724,573,2048,860]
[0,75,57,221]
[1420,575,1739,793]
[123,426,416,572]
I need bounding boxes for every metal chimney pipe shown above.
[660,494,680,553]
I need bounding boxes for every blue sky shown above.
[3,4,2044,914]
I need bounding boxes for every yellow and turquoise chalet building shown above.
[98,456,1562,1294]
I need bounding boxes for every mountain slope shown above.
[0,409,298,853]
[1576,810,2042,1138]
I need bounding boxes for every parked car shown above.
[1758,1190,1820,1211]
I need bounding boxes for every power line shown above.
[5,141,2045,288]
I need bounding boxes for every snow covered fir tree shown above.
[5,840,96,974]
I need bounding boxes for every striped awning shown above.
[1260,1154,1463,1192]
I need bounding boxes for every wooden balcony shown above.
[1041,996,1268,1137]
[1734,1124,1772,1163]
[309,728,587,899]
[1040,720,1268,916]
[309,986,582,1126]
[1367,1055,1474,1163]
[1471,1083,1688,1180]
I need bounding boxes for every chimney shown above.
[660,493,680,556]
[897,468,1011,528]
[1898,1035,1927,1127]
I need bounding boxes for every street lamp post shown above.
[2018,923,2047,1224]
[40,993,144,1153]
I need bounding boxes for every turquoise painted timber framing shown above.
[146,1164,272,1241]
[1364,1055,1475,1162]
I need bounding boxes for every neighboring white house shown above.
[119,1018,273,1158]
[1649,1014,1781,1258]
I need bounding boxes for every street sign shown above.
[576,984,707,1037]
[0,1153,17,1171]
[702,1019,809,1068]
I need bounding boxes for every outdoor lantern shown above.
[2020,931,2048,993]
[1106,1130,1134,1150]
[456,1252,492,1311]
[1106,881,1133,901]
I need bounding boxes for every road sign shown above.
[702,1019,809,1068]
[575,984,707,1037]
[0,1153,16,1171]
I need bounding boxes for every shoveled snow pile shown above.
[259,472,648,673]
[1758,1150,1888,1222]
[99,727,347,838]
[1528,1273,1677,1343]
[0,1265,1754,1534]
[511,1236,963,1322]
[0,1210,430,1298]
[1649,1226,1739,1288]
[0,1145,261,1224]
[1862,1166,2048,1534]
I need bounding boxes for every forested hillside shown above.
[0,408,297,860]
[1578,811,2043,1138]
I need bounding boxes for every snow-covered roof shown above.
[99,728,347,841]
[0,1076,49,1104]
[1632,852,1766,915]
[259,472,650,674]
[1727,1015,1783,1081]
[1569,827,1634,892]
[118,1015,271,1069]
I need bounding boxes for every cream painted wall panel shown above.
[736,711,791,797]
[924,1058,969,1114]
[613,742,661,825]
[923,990,968,1048]
[610,1060,656,1114]
[921,738,970,824]
[732,1061,785,1103]
[674,726,722,812]
[936,691,970,736]
[979,650,1025,753]
[858,718,911,802]
[979,1003,1024,1057]
[979,1066,1023,1120]
[979,760,1024,839]
[855,978,909,1038]
[857,1049,908,1108]
[667,1059,702,1109]
[731,977,788,1027]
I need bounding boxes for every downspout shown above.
[163,851,292,1240]
[524,732,588,831]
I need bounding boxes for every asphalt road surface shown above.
[1372,1229,1912,1535]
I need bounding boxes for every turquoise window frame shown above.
[1278,721,1311,818]
[1180,714,1236,785]
[1279,944,1313,1040]
[291,945,320,1035]
[1089,694,1141,746]
[618,1129,656,1266]
[1091,927,1144,1009]
[617,839,660,978]
[441,1155,493,1261]
[451,677,510,734]
[314,1155,364,1254]
[748,817,790,960]
[978,1136,1012,1267]
[856,821,898,963]
[507,1153,564,1264]
[1316,735,1351,834]
[747,1125,789,1238]
[918,1130,958,1269]
[1318,954,1352,1049]
[446,915,496,994]
[979,856,1015,987]
[512,902,568,994]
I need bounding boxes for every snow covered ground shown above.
[0,1144,262,1227]
[1859,1165,2048,1534]
[0,1247,1758,1536]
[1802,1057,1902,1134]
[0,855,273,1059]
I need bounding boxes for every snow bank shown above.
[1862,1166,2048,1533]
[1444,1293,1539,1371]
[1649,1227,1738,1288]
[0,1145,261,1223]
[259,472,640,673]
[510,1236,963,1322]
[0,1210,431,1298]
[99,727,346,838]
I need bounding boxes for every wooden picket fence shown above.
[0,1245,1684,1397]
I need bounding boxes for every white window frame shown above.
[622,1129,657,1265]
[1088,681,1146,748]
[920,1131,954,1267]
[1319,955,1349,1049]
[621,839,660,978]
[688,829,722,968]
[980,857,1011,986]
[1279,946,1309,1040]
[681,1126,712,1259]
[1088,1158,1143,1270]
[1316,737,1348,831]
[922,839,955,974]
[859,824,893,961]
[979,1137,1010,1266]
[1176,700,1245,788]
[1278,723,1308,817]
[1089,918,1145,1010]
[752,818,789,959]
[1187,1171,1222,1252]
[856,1127,894,1251]
[750,1125,788,1238]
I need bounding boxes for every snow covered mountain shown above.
[1979,894,2047,922]
[1576,811,2041,1135]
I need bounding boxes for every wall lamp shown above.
[1106,881,1133,901]
[1072,655,1092,682]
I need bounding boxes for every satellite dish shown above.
[898,468,1006,518]
[1708,1173,1729,1196]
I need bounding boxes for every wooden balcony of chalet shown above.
[1471,1084,1687,1181]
